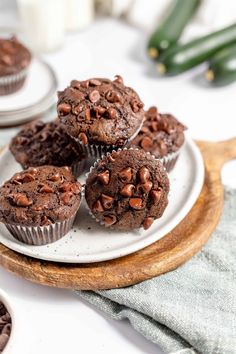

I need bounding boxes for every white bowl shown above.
[0,289,14,354]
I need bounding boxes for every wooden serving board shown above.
[0,138,236,290]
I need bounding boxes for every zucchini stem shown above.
[205,70,215,82]
[157,63,166,75]
[148,47,159,59]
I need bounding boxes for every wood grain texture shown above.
[0,138,236,290]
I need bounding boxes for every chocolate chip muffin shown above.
[0,301,11,353]
[85,149,169,231]
[129,106,186,172]
[57,75,145,158]
[0,35,31,95]
[0,166,82,245]
[10,119,86,177]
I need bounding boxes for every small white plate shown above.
[0,58,57,126]
[0,138,204,263]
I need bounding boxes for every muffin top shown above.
[130,106,186,157]
[57,75,145,146]
[85,149,169,231]
[0,166,81,227]
[0,35,31,77]
[10,119,85,169]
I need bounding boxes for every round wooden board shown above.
[0,138,236,290]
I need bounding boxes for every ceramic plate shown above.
[0,138,204,263]
[0,58,57,126]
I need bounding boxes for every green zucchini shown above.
[147,0,200,59]
[205,44,236,86]
[157,23,236,75]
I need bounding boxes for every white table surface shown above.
[0,17,236,354]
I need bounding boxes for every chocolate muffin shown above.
[85,149,169,231]
[57,75,145,157]
[10,119,86,177]
[0,35,31,95]
[0,301,11,353]
[0,166,82,245]
[129,106,186,172]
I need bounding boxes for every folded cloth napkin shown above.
[77,188,236,354]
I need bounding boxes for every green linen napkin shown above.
[77,188,236,354]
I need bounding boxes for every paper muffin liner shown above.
[73,116,145,159]
[4,212,77,246]
[84,147,166,230]
[159,150,180,173]
[0,68,29,95]
[71,159,87,178]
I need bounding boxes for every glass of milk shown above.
[17,0,65,53]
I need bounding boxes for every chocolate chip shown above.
[118,167,132,183]
[150,190,162,204]
[38,131,49,142]
[106,90,121,103]
[143,217,154,230]
[49,173,60,182]
[150,121,158,132]
[59,183,72,192]
[79,132,88,145]
[129,198,143,210]
[101,194,114,210]
[15,136,28,145]
[136,181,153,194]
[140,136,152,150]
[113,75,124,84]
[93,199,104,212]
[120,184,135,197]
[39,184,53,193]
[97,170,110,185]
[58,102,71,115]
[28,168,38,175]
[12,174,23,185]
[61,192,73,205]
[41,215,51,225]
[90,79,101,86]
[2,55,13,66]
[71,80,81,89]
[103,214,117,226]
[107,154,116,162]
[85,108,91,120]
[93,106,106,118]
[22,173,35,183]
[139,167,151,183]
[140,126,149,134]
[70,183,81,195]
[81,80,90,88]
[106,108,117,119]
[8,193,33,207]
[131,99,143,113]
[89,90,100,103]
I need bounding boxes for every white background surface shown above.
[1,8,236,354]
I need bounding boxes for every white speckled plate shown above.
[0,137,204,263]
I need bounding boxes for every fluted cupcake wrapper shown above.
[71,159,87,178]
[159,150,180,173]
[0,68,29,95]
[4,212,77,246]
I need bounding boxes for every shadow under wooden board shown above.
[0,138,236,290]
